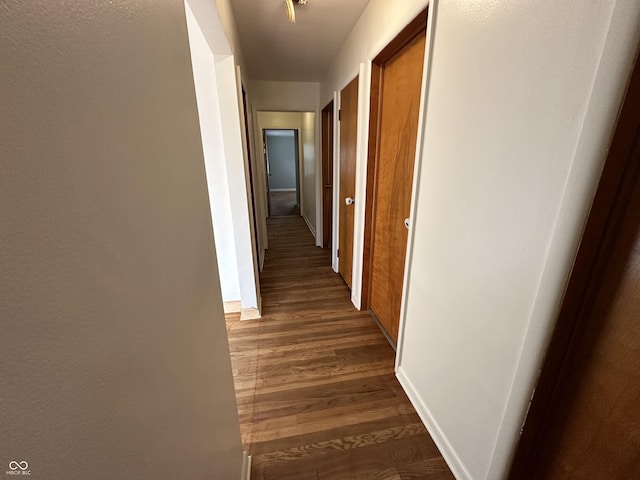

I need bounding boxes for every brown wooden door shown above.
[338,77,358,289]
[530,169,640,479]
[368,27,426,342]
[322,101,334,249]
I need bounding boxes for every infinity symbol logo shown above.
[8,461,28,471]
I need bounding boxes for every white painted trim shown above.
[240,306,260,321]
[349,62,372,310]
[296,127,305,218]
[241,450,251,480]
[223,300,242,313]
[303,214,317,237]
[315,107,323,247]
[332,90,340,273]
[269,188,297,192]
[397,366,472,480]
[396,0,437,372]
[251,106,269,254]
[214,56,259,310]
[234,63,262,313]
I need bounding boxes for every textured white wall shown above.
[397,1,640,479]
[301,112,318,234]
[185,1,241,302]
[0,1,244,478]
[215,54,260,310]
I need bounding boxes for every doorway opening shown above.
[264,129,301,217]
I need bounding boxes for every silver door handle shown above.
[404,218,410,229]
[345,197,354,205]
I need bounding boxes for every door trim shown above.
[508,49,640,479]
[321,101,334,249]
[361,9,428,310]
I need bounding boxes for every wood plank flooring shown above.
[270,191,300,216]
[226,216,453,480]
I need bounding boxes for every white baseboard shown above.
[227,298,261,321]
[303,214,316,237]
[270,188,296,192]
[240,306,261,321]
[241,450,251,480]
[223,300,242,314]
[396,366,472,480]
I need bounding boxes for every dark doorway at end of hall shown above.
[264,129,300,217]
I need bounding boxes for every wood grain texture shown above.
[534,166,640,479]
[227,216,453,480]
[369,31,426,342]
[339,77,359,289]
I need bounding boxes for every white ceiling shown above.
[229,0,370,82]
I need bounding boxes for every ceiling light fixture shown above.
[284,0,308,24]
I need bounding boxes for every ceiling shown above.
[229,0,371,82]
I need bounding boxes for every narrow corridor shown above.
[226,217,453,479]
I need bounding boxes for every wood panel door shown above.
[338,77,358,289]
[367,22,426,343]
[322,101,334,249]
[524,160,640,479]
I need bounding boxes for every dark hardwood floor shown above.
[270,191,300,216]
[226,216,453,480]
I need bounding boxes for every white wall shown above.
[301,112,317,232]
[207,0,268,280]
[396,1,640,480]
[185,0,260,312]
[0,1,245,479]
[213,0,244,66]
[215,55,260,311]
[185,1,241,302]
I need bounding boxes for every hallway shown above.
[226,217,453,479]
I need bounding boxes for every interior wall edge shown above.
[349,62,372,310]
[332,90,341,272]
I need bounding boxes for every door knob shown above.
[404,218,410,229]
[345,197,354,206]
